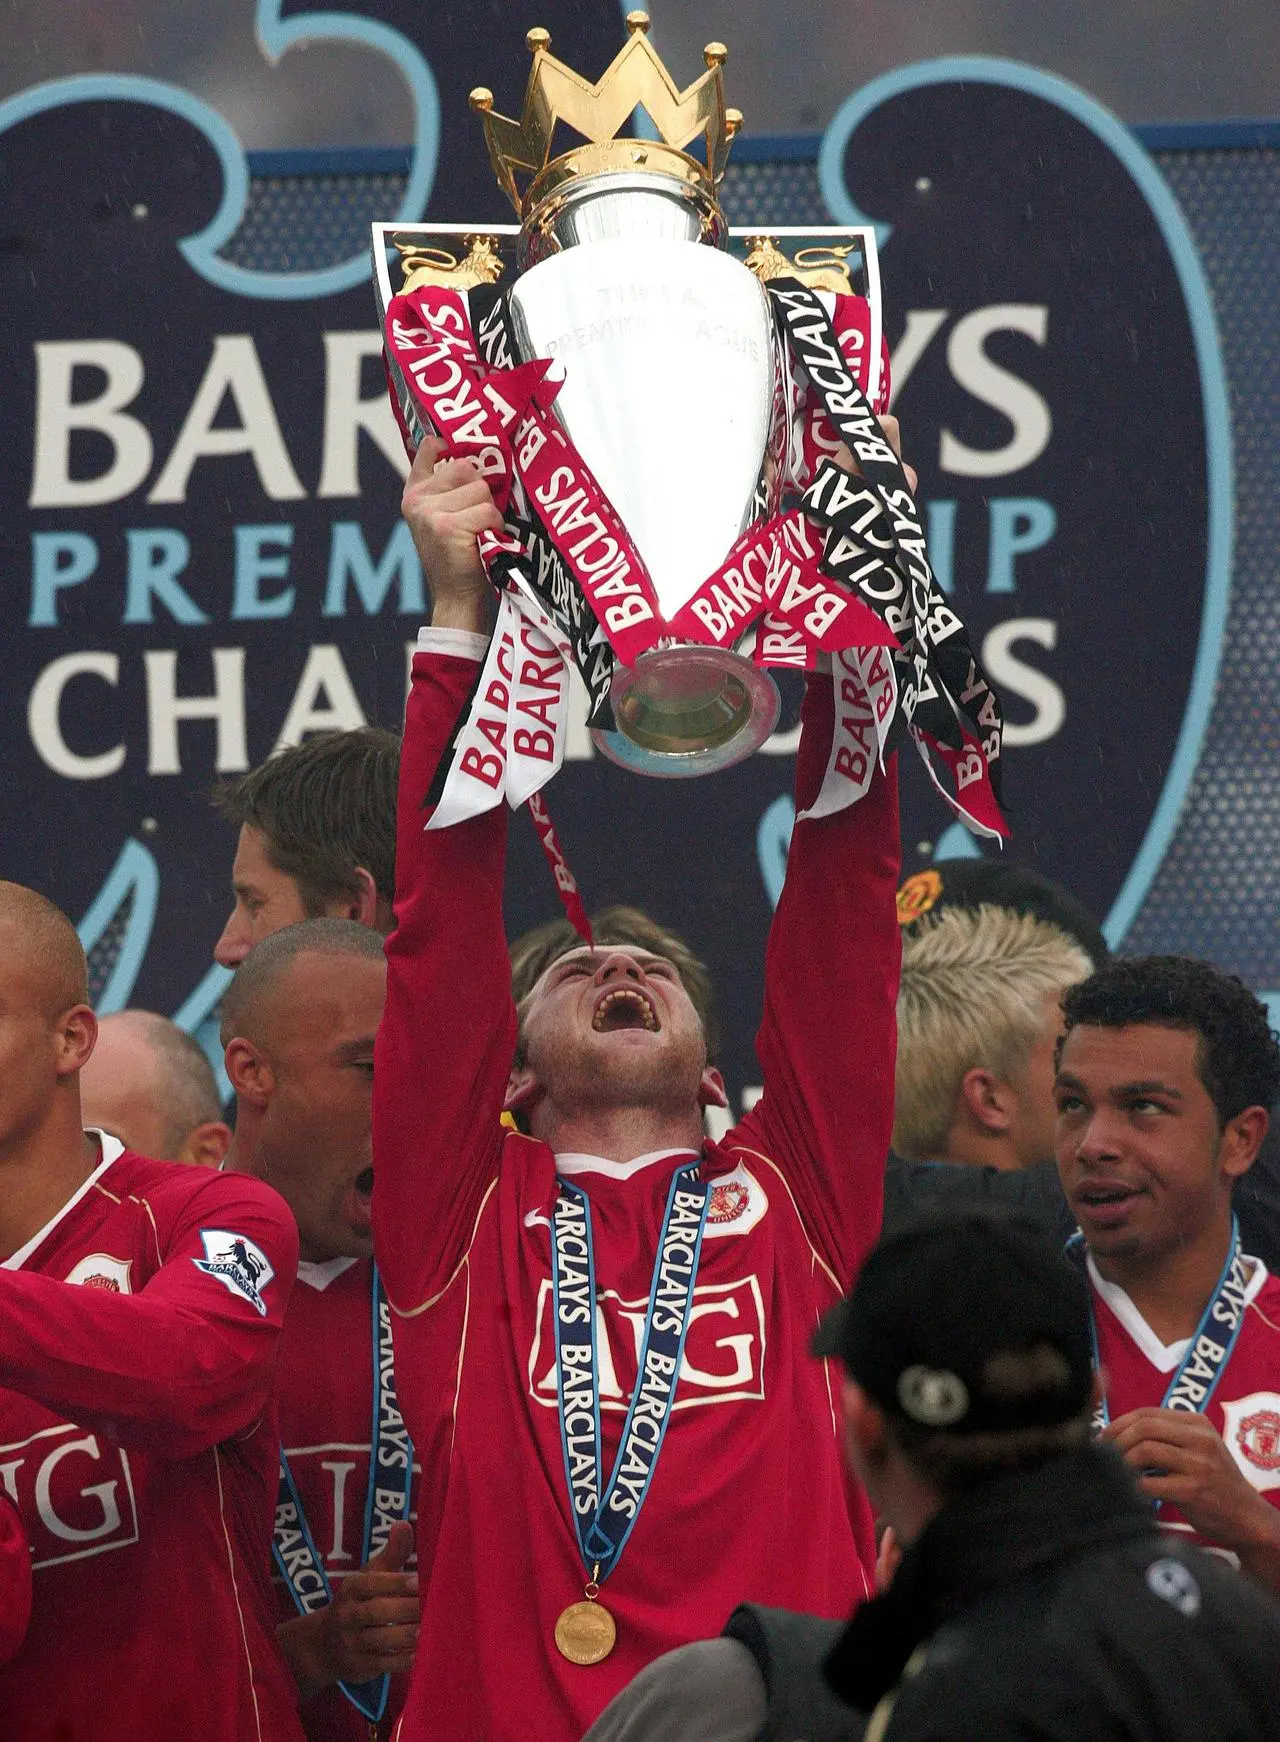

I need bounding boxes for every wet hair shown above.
[509,904,718,1065]
[214,729,400,913]
[0,881,88,1018]
[1061,955,1280,1125]
[220,918,386,1048]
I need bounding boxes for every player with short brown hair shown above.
[372,432,905,1740]
[510,904,719,1063]
[214,727,400,967]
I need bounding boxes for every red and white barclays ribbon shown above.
[385,272,1006,842]
[668,508,899,660]
[799,642,901,822]
[426,594,573,831]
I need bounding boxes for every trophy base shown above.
[591,648,781,778]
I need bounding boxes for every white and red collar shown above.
[1087,1250,1269,1373]
[554,1147,698,1182]
[3,1131,124,1272]
[296,1255,361,1291]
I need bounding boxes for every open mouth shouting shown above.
[591,985,660,1034]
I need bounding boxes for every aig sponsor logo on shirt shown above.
[0,1422,139,1568]
[270,1445,420,1575]
[528,1275,767,1411]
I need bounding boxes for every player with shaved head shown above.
[79,1008,231,1166]
[0,882,303,1742]
[373,433,905,1741]
[222,920,420,1742]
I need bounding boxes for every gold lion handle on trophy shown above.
[744,235,856,294]
[394,233,507,292]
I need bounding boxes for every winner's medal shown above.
[554,1565,618,1665]
[550,1161,711,1662]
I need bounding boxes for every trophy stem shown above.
[591,647,780,778]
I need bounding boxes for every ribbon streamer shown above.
[383,271,1006,840]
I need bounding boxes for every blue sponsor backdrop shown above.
[1,23,1276,1101]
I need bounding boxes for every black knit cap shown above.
[896,858,1110,969]
[813,1211,1094,1435]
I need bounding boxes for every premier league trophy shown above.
[374,14,1004,840]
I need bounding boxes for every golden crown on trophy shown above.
[469,11,743,236]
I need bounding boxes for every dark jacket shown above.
[884,1150,1280,1273]
[826,1445,1280,1740]
[882,1154,1077,1244]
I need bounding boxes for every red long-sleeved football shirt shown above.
[373,643,901,1741]
[0,1134,303,1742]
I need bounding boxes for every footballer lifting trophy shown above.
[374,16,1003,837]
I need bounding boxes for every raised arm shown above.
[0,1172,296,1461]
[736,426,914,1283]
[738,676,900,1286]
[372,439,515,1311]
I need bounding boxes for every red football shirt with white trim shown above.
[0,1134,303,1742]
[372,645,901,1741]
[1088,1251,1280,1556]
[276,1255,419,1742]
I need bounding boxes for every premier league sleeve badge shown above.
[193,1229,275,1317]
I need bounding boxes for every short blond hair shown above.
[893,904,1092,1159]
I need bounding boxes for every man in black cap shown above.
[584,1212,1280,1741]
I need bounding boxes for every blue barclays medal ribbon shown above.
[1068,1218,1250,1450]
[551,1160,710,1608]
[273,1266,415,1723]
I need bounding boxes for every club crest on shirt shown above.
[895,868,943,925]
[701,1164,768,1241]
[63,1254,132,1293]
[1220,1393,1280,1492]
[1237,1409,1280,1470]
[194,1229,273,1317]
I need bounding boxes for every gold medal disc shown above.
[554,1597,617,1665]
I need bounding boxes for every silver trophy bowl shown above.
[507,217,782,775]
[372,18,880,777]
